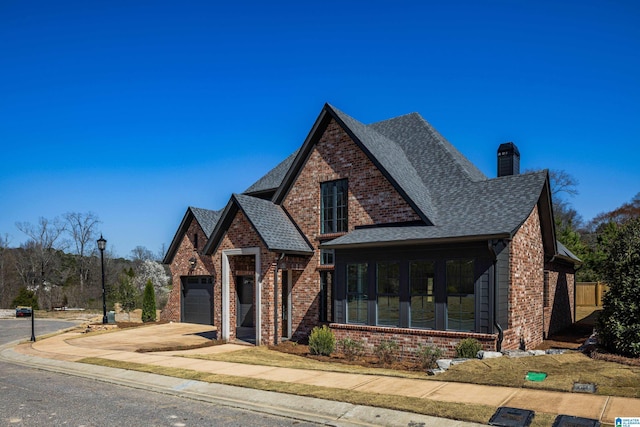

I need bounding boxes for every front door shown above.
[236,275,254,328]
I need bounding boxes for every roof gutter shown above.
[320,233,512,250]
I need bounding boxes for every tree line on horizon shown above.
[549,170,640,282]
[0,212,170,312]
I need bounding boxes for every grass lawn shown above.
[80,357,558,427]
[76,307,636,426]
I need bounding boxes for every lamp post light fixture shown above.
[97,234,107,324]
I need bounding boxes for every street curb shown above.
[0,345,483,427]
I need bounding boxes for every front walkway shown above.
[13,323,640,425]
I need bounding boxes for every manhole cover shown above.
[489,407,535,427]
[552,414,601,427]
[572,382,597,393]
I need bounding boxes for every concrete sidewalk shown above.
[4,322,640,426]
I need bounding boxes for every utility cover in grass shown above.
[525,371,547,381]
[489,407,535,427]
[572,382,597,393]
[551,414,600,427]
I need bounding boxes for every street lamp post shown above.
[97,235,107,324]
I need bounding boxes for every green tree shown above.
[115,268,138,321]
[12,287,39,309]
[596,218,640,357]
[142,279,156,323]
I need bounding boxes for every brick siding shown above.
[503,205,545,350]
[330,323,497,360]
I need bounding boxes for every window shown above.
[321,179,348,234]
[319,271,332,322]
[320,249,334,265]
[410,261,435,329]
[194,233,198,250]
[376,262,400,326]
[346,263,367,324]
[446,259,475,331]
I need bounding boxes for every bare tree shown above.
[549,169,579,199]
[64,212,101,294]
[130,246,155,264]
[0,234,11,307]
[15,217,67,310]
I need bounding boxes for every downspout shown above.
[489,240,504,352]
[274,253,285,344]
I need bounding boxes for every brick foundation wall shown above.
[503,205,545,350]
[330,323,497,360]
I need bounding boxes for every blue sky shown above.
[1,0,638,258]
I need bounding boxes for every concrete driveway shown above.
[70,322,219,352]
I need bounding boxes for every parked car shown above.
[15,307,32,317]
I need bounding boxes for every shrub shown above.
[374,340,399,365]
[308,325,335,356]
[12,287,39,309]
[455,338,482,358]
[142,279,156,323]
[415,343,444,369]
[338,337,365,361]
[597,218,640,357]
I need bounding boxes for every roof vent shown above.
[497,142,520,177]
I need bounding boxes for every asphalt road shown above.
[0,318,80,344]
[0,320,321,427]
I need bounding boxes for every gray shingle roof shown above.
[163,206,222,264]
[198,103,559,258]
[330,105,437,225]
[322,171,548,248]
[244,150,299,195]
[189,207,222,238]
[233,194,313,254]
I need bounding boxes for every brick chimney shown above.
[497,142,520,177]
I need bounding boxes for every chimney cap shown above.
[498,142,520,156]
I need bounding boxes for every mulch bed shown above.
[269,341,425,372]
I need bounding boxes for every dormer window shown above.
[320,179,348,234]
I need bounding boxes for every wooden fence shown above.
[576,282,609,306]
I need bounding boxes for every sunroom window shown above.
[410,261,435,329]
[446,259,475,331]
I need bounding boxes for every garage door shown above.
[181,277,213,325]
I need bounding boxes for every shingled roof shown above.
[169,103,564,261]
[163,206,222,264]
[203,194,313,255]
[244,149,299,196]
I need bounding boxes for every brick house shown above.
[162,103,580,356]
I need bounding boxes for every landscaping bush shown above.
[374,340,399,365]
[455,338,482,359]
[415,343,444,369]
[597,218,640,358]
[142,279,156,323]
[338,337,365,361]
[308,325,335,356]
